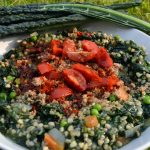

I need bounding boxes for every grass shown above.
[0,0,150,23]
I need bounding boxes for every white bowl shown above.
[0,20,150,150]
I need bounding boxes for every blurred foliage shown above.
[0,0,149,23]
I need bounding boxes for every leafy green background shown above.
[0,0,150,23]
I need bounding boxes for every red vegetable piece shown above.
[38,62,54,75]
[63,39,76,56]
[44,70,60,80]
[72,63,100,80]
[64,40,99,62]
[96,47,113,68]
[51,39,63,56]
[77,31,83,37]
[50,86,72,99]
[67,51,94,62]
[81,40,99,55]
[63,69,87,92]
[87,74,119,90]
[102,74,119,90]
[87,78,103,89]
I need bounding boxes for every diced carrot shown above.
[44,134,64,150]
[84,116,99,128]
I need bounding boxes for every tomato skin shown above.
[96,47,113,68]
[44,70,60,80]
[51,39,63,56]
[87,74,118,90]
[67,51,94,62]
[63,69,87,92]
[50,86,72,99]
[38,62,54,74]
[85,116,99,128]
[72,63,100,80]
[63,39,76,56]
[87,79,103,89]
[81,40,99,55]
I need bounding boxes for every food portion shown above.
[0,29,150,150]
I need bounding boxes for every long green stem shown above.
[42,3,150,34]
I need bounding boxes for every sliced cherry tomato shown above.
[51,39,63,56]
[85,116,99,128]
[72,63,100,80]
[63,39,76,56]
[66,40,99,62]
[50,86,72,99]
[81,40,99,55]
[67,51,94,62]
[44,70,60,80]
[96,47,113,68]
[63,69,87,92]
[87,79,103,89]
[37,62,54,75]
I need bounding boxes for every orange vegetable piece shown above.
[44,134,64,150]
[84,116,99,128]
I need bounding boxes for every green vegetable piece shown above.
[31,36,37,42]
[9,91,16,99]
[6,75,15,81]
[15,78,20,85]
[93,104,102,111]
[60,119,68,127]
[91,108,99,116]
[0,92,7,101]
[43,3,150,33]
[108,94,117,101]
[143,95,150,104]
[114,35,121,41]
